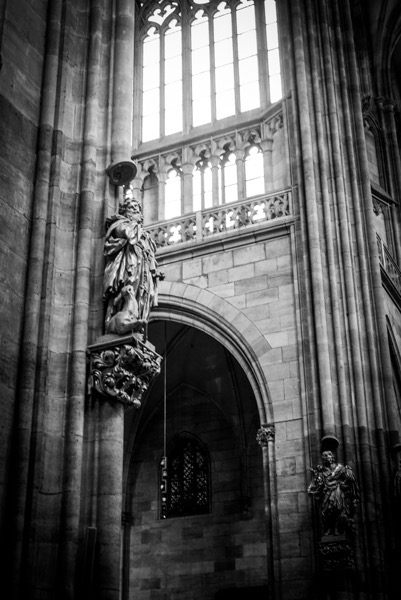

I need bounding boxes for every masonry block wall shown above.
[128,386,267,599]
[145,225,312,598]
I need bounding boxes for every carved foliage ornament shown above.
[89,338,161,408]
[256,425,275,447]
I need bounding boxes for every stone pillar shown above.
[107,0,136,186]
[88,334,161,599]
[257,424,279,599]
[235,149,246,201]
[210,155,221,207]
[261,137,273,193]
[158,170,167,221]
[96,398,124,600]
[182,162,194,214]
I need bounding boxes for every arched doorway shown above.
[122,319,271,599]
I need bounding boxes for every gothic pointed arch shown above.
[151,280,274,425]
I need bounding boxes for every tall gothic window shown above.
[161,434,210,519]
[137,0,282,144]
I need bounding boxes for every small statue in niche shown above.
[308,450,360,536]
[103,189,164,335]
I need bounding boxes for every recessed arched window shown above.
[160,434,210,519]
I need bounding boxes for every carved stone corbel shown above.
[88,334,161,408]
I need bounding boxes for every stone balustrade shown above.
[145,189,291,248]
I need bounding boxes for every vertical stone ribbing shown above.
[317,2,385,587]
[336,0,400,470]
[289,0,336,436]
[338,2,398,591]
[305,0,352,443]
[341,1,398,445]
[7,0,63,595]
[318,0,370,448]
[59,1,108,596]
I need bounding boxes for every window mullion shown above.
[255,0,269,108]
[182,7,191,135]
[200,167,205,210]
[160,28,166,138]
[133,33,143,149]
[209,13,216,124]
[232,6,240,116]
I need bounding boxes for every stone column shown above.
[96,398,124,600]
[261,137,273,193]
[210,155,221,207]
[235,149,246,201]
[257,424,280,600]
[107,0,136,186]
[182,162,194,214]
[88,334,161,599]
[158,168,167,221]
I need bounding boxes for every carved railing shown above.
[377,234,401,297]
[146,190,291,248]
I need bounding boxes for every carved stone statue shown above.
[308,450,360,536]
[103,190,163,335]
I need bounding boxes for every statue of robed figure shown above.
[308,450,360,537]
[103,191,163,336]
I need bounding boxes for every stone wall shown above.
[128,387,267,599]
[144,225,312,598]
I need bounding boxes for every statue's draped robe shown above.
[103,215,158,327]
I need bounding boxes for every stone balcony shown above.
[145,189,292,250]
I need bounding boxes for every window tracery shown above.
[160,434,210,519]
[137,0,282,144]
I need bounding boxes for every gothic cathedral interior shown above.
[1,1,401,599]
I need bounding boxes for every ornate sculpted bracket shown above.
[256,424,275,447]
[88,334,161,408]
[318,538,355,572]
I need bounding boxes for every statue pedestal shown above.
[318,535,355,572]
[87,332,161,408]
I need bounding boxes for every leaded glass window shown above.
[161,435,210,518]
[136,0,282,144]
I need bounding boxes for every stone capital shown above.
[256,424,275,447]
